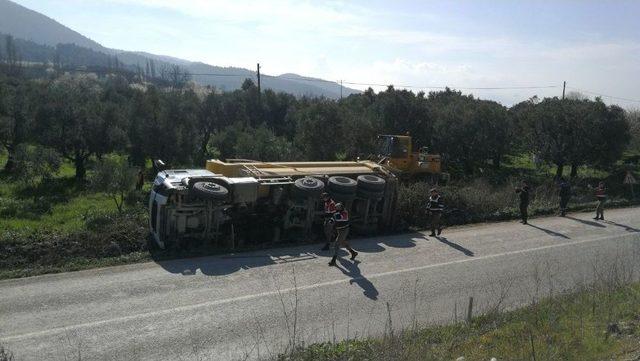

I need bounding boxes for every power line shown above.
[189,73,249,77]
[565,86,640,104]
[58,67,640,104]
[342,81,559,90]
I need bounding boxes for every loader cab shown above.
[377,134,413,171]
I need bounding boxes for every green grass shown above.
[0,192,115,232]
[279,283,640,361]
[503,154,610,180]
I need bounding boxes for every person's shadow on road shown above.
[527,223,570,239]
[336,258,379,300]
[435,236,474,257]
[565,216,605,228]
[604,220,640,233]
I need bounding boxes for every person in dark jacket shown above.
[136,169,145,191]
[593,181,606,220]
[515,181,530,224]
[427,188,444,236]
[328,203,358,266]
[558,178,571,217]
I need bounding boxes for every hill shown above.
[0,0,108,53]
[0,0,360,98]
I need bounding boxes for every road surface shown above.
[1,208,639,360]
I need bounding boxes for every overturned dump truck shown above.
[149,135,446,249]
[148,159,401,249]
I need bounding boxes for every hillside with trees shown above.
[0,0,360,98]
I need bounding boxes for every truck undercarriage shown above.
[149,160,399,249]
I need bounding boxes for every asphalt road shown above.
[2,208,640,360]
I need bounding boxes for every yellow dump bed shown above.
[206,159,384,178]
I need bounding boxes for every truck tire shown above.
[357,175,386,192]
[293,177,325,197]
[328,176,357,194]
[191,181,229,201]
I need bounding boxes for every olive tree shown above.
[89,156,137,214]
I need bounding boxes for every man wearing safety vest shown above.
[427,188,445,236]
[328,203,358,266]
[593,181,606,220]
[320,192,337,251]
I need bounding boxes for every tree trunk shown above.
[493,155,501,170]
[570,164,578,178]
[199,129,211,163]
[75,155,86,181]
[555,163,564,179]
[3,147,15,172]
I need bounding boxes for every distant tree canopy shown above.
[516,97,630,177]
[0,64,633,181]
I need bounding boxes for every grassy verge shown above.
[278,283,640,361]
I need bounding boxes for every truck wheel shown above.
[191,181,229,201]
[328,176,357,194]
[357,175,386,192]
[294,177,325,197]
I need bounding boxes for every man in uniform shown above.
[593,181,606,220]
[320,192,337,251]
[515,181,530,224]
[558,178,571,217]
[136,169,145,191]
[427,188,444,236]
[328,203,358,266]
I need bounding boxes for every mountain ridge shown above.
[0,0,360,98]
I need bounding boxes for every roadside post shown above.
[623,171,637,199]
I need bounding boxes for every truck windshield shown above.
[378,136,409,158]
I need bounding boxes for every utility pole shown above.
[340,80,343,100]
[256,63,261,94]
[562,81,566,99]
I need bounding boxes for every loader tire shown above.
[293,177,325,197]
[356,175,386,192]
[191,181,229,201]
[328,176,357,194]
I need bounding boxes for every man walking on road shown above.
[328,203,358,266]
[427,188,444,236]
[320,192,337,251]
[593,181,607,220]
[515,181,530,224]
[558,178,571,217]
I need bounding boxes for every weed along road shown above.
[2,209,640,360]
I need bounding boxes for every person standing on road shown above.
[427,188,444,236]
[593,181,607,220]
[320,192,337,251]
[558,178,571,217]
[328,203,358,266]
[515,181,530,224]
[136,169,145,191]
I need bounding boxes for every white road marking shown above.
[2,231,638,342]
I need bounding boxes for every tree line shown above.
[0,63,634,183]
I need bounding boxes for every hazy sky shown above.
[12,0,640,106]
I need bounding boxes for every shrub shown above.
[396,177,594,229]
[0,345,14,361]
[12,144,61,186]
[89,155,137,214]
